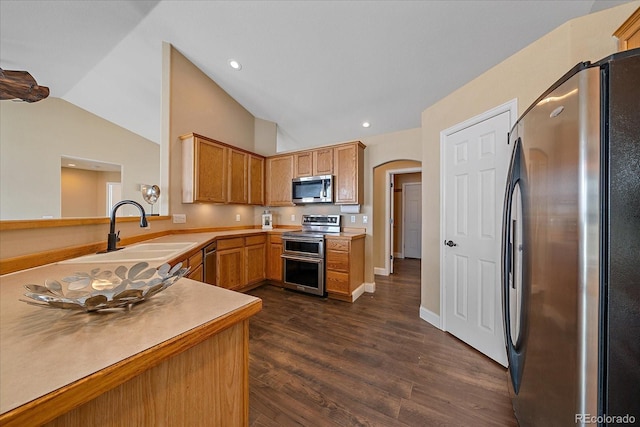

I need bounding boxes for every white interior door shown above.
[390,175,395,274]
[106,182,122,216]
[442,110,510,366]
[403,182,422,259]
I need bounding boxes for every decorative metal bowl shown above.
[21,262,190,312]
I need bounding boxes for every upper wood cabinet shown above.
[294,151,313,177]
[294,148,333,178]
[248,154,265,205]
[268,142,363,205]
[228,149,248,204]
[265,155,294,206]
[181,134,227,203]
[614,7,640,51]
[334,142,365,205]
[181,133,265,206]
[313,148,334,176]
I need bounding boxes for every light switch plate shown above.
[235,214,241,222]
[291,214,296,222]
[172,214,186,224]
[350,215,356,223]
[362,215,368,224]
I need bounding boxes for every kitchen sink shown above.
[58,242,199,264]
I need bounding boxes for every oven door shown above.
[283,237,324,258]
[281,254,325,296]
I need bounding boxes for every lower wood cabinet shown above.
[185,249,204,282]
[266,233,283,282]
[325,235,365,301]
[178,232,366,297]
[217,235,267,291]
[245,235,266,286]
[217,238,245,290]
[175,248,203,282]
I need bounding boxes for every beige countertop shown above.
[0,227,366,418]
[0,231,265,419]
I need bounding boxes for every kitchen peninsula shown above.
[0,256,261,426]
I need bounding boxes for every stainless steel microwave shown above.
[292,175,333,204]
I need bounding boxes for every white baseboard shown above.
[363,282,375,293]
[419,305,442,330]
[352,284,366,301]
[374,267,388,276]
[394,252,404,259]
[350,282,374,302]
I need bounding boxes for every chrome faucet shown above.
[105,200,148,252]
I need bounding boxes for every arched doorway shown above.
[372,160,421,275]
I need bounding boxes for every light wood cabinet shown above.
[185,249,204,282]
[334,142,365,205]
[228,149,248,204]
[614,7,640,51]
[265,142,362,206]
[245,235,266,285]
[266,234,283,282]
[294,148,333,177]
[325,236,365,301]
[313,148,333,175]
[265,155,294,206]
[181,133,265,206]
[248,154,265,205]
[181,134,227,203]
[36,314,256,427]
[216,235,269,291]
[217,238,245,290]
[294,151,313,177]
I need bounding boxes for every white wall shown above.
[420,2,639,315]
[0,98,160,220]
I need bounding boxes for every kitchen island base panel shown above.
[43,321,249,427]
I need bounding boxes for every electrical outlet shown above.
[291,214,296,222]
[172,214,186,224]
[235,214,241,222]
[350,215,356,223]
[362,215,368,224]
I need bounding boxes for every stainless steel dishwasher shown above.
[203,241,217,285]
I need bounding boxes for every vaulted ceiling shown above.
[0,1,630,150]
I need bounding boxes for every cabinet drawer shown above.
[268,234,282,244]
[326,250,349,272]
[245,234,267,246]
[188,250,203,268]
[326,239,350,252]
[326,270,350,294]
[217,237,244,250]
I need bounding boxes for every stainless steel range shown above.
[281,214,341,296]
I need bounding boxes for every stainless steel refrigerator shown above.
[501,48,639,426]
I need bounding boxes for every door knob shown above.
[444,240,457,247]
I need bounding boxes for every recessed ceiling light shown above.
[68,163,76,167]
[228,59,242,70]
[362,121,371,128]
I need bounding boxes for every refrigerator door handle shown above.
[502,136,527,395]
[511,219,517,290]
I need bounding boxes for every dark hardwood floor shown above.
[248,259,517,426]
